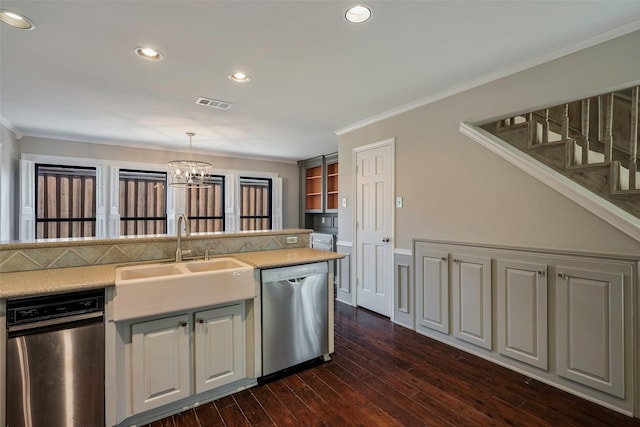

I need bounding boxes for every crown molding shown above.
[336,19,640,137]
[0,115,23,139]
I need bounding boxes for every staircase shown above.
[480,85,640,220]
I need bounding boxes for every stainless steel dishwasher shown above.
[260,261,329,379]
[6,289,105,427]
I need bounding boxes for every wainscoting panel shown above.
[336,241,353,306]
[394,249,413,329]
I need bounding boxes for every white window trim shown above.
[232,170,282,231]
[19,153,283,239]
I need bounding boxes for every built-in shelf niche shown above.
[326,162,338,211]
[306,165,323,211]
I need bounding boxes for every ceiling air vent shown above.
[195,97,233,111]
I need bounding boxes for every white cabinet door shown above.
[194,304,245,394]
[497,260,548,370]
[415,247,449,334]
[452,255,492,350]
[556,267,625,398]
[131,314,191,414]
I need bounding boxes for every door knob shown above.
[382,237,390,243]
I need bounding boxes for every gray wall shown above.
[15,136,301,233]
[338,30,640,256]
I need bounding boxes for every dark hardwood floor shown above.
[146,301,640,427]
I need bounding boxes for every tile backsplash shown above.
[0,230,311,273]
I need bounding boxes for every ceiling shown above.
[2,1,640,163]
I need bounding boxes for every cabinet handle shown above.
[453,259,459,264]
[179,321,188,328]
[382,237,390,243]
[558,272,566,278]
[441,257,447,262]
[197,318,205,324]
[538,271,545,276]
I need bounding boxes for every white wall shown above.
[14,136,301,236]
[0,125,18,241]
[338,29,640,256]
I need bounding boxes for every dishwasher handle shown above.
[8,311,104,334]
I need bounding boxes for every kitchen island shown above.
[1,246,344,427]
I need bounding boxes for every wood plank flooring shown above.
[145,301,640,427]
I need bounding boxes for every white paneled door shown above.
[355,139,394,316]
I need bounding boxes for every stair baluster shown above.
[581,99,590,166]
[543,109,550,144]
[604,93,614,163]
[630,86,638,190]
[527,112,537,146]
[561,104,570,141]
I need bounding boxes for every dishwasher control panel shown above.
[261,261,328,282]
[7,289,104,326]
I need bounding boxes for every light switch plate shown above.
[342,197,347,208]
[286,236,298,244]
[396,196,403,208]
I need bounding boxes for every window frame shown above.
[34,163,98,239]
[118,168,168,236]
[184,174,226,233]
[238,176,273,231]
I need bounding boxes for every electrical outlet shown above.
[286,236,298,244]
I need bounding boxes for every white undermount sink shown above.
[113,257,256,321]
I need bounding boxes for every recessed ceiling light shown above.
[345,4,372,24]
[229,72,251,83]
[0,9,35,29]
[134,46,163,61]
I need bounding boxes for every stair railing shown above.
[493,84,639,191]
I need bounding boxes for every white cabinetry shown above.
[127,303,246,417]
[415,248,449,335]
[452,255,492,350]
[131,314,191,413]
[194,305,245,393]
[497,259,548,370]
[412,240,637,416]
[556,266,625,398]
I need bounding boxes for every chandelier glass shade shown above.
[168,132,213,188]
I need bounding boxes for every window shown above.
[185,175,225,232]
[239,177,272,231]
[36,164,96,239]
[119,169,167,236]
[20,154,283,239]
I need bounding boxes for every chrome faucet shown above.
[175,213,190,262]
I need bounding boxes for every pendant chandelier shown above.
[168,132,213,188]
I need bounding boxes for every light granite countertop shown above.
[0,248,344,299]
[233,248,343,269]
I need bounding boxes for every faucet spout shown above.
[176,213,190,262]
